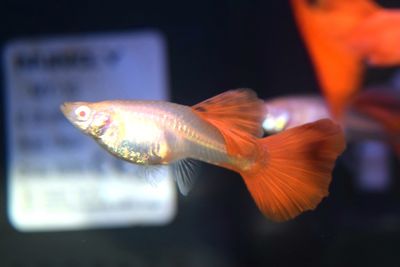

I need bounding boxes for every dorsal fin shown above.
[192,89,266,138]
[192,89,266,161]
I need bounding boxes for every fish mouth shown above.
[60,103,67,115]
[60,102,74,121]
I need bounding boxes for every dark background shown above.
[1,1,400,266]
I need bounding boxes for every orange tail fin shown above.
[192,90,346,221]
[347,8,400,66]
[240,119,346,222]
[290,0,375,118]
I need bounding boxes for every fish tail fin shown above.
[239,119,346,222]
[290,0,372,118]
[192,90,346,221]
[346,5,400,66]
[351,89,400,156]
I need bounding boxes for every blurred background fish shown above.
[279,0,400,156]
[346,2,400,66]
[263,88,400,156]
[61,89,346,222]
[290,0,400,118]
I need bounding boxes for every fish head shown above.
[60,101,112,137]
[262,104,291,135]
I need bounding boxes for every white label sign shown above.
[3,31,176,231]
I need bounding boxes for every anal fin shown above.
[171,159,200,195]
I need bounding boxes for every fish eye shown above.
[75,105,91,121]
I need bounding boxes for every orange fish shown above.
[290,0,400,118]
[61,89,346,221]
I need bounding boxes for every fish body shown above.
[61,100,251,170]
[263,95,331,134]
[61,89,346,222]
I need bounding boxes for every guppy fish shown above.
[61,89,346,222]
[263,89,400,154]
